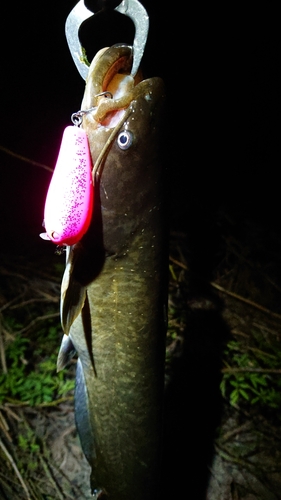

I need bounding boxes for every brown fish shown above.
[57,43,167,499]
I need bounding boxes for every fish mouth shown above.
[89,43,134,90]
[82,44,142,125]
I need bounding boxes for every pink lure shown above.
[41,126,93,246]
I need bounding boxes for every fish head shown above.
[81,43,166,255]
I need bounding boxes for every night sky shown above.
[1,2,280,257]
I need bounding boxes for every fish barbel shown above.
[58,43,167,499]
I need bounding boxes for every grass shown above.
[1,218,281,497]
[0,255,75,408]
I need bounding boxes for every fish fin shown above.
[57,334,76,372]
[75,358,97,464]
[81,292,97,376]
[60,245,87,335]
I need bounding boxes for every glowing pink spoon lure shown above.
[40,123,93,246]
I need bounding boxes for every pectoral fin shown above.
[75,358,96,465]
[60,245,87,335]
[57,334,76,371]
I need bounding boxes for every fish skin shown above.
[59,44,167,499]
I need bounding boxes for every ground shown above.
[1,212,281,500]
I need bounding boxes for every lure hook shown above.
[65,0,149,80]
[71,91,113,125]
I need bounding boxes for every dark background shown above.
[0,2,280,498]
[1,2,280,256]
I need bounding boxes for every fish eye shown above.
[117,130,133,150]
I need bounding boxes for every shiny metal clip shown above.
[65,0,149,79]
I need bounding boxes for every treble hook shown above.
[65,0,149,80]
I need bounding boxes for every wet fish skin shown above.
[59,45,167,499]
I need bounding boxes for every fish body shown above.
[58,44,167,499]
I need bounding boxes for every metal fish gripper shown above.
[65,0,149,79]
